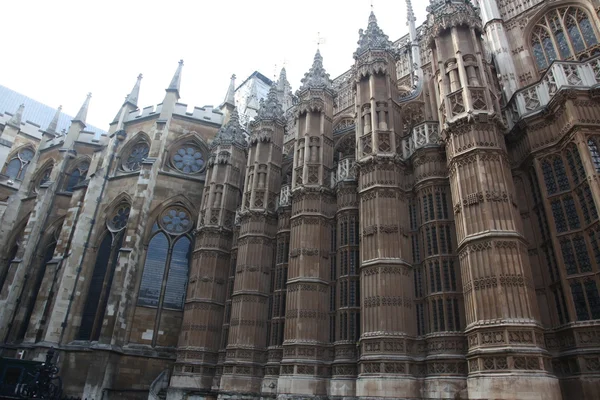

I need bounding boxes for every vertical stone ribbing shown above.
[279,50,335,397]
[172,111,247,391]
[353,13,417,397]
[425,2,560,398]
[220,89,285,397]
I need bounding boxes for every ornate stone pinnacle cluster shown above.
[256,85,284,121]
[212,108,246,148]
[355,11,394,57]
[299,50,332,92]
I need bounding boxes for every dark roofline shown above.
[235,71,273,92]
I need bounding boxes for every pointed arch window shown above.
[587,137,600,172]
[3,147,34,180]
[78,204,130,341]
[123,141,149,172]
[531,7,599,71]
[65,161,89,192]
[138,206,192,310]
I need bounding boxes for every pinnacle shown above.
[355,10,393,57]
[167,59,184,95]
[299,49,332,92]
[125,73,143,106]
[47,105,62,134]
[213,107,245,148]
[8,103,25,128]
[73,93,91,124]
[256,85,284,121]
[222,74,236,107]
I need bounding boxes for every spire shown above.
[73,93,91,124]
[125,74,143,106]
[7,104,24,128]
[256,85,284,122]
[222,74,236,107]
[355,11,393,57]
[212,108,246,148]
[166,59,184,97]
[299,49,332,92]
[46,105,62,134]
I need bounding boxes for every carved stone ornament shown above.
[355,11,394,58]
[299,50,333,92]
[211,108,247,149]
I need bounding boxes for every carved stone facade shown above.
[1,1,600,399]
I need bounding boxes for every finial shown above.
[46,105,62,134]
[299,48,332,92]
[406,0,416,23]
[125,73,143,106]
[355,6,393,58]
[167,59,184,96]
[222,73,237,108]
[316,32,326,49]
[73,93,91,124]
[8,103,25,128]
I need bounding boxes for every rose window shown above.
[160,207,192,234]
[172,145,204,174]
[125,143,149,171]
[110,206,131,230]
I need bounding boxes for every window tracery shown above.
[171,144,205,174]
[65,161,89,192]
[531,7,599,70]
[123,142,149,172]
[3,147,34,181]
[138,206,193,310]
[588,137,600,172]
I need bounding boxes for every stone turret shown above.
[426,1,561,399]
[220,85,285,397]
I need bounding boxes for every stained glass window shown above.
[38,167,52,187]
[573,235,591,272]
[531,7,599,70]
[560,239,577,275]
[110,205,131,230]
[563,195,580,230]
[584,185,599,220]
[172,145,204,174]
[576,189,591,225]
[585,280,600,319]
[428,194,435,221]
[137,206,192,311]
[551,199,567,233]
[65,161,90,192]
[124,142,149,171]
[542,160,557,194]
[571,281,590,320]
[3,148,34,180]
[423,195,429,222]
[588,138,600,172]
[554,158,570,192]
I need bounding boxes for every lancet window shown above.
[137,206,192,310]
[3,147,34,181]
[65,161,90,192]
[531,6,599,70]
[78,204,130,341]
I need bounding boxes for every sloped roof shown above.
[0,85,106,136]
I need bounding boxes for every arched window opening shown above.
[3,148,34,181]
[122,141,149,172]
[588,137,600,172]
[77,205,130,341]
[137,206,192,311]
[65,161,90,192]
[531,7,599,71]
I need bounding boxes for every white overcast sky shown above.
[2,0,429,130]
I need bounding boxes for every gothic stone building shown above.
[1,1,600,399]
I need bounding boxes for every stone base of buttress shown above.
[355,376,420,398]
[276,375,329,398]
[467,373,562,400]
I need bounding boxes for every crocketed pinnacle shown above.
[299,49,332,91]
[212,108,246,148]
[277,67,289,91]
[73,93,91,124]
[355,11,393,57]
[125,74,143,106]
[256,85,284,121]
[7,104,24,128]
